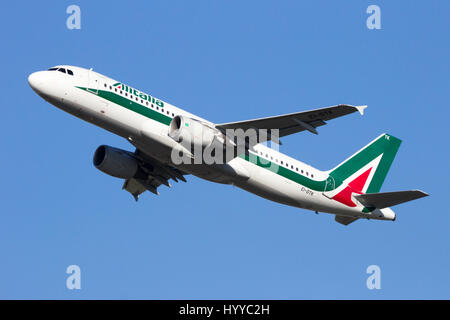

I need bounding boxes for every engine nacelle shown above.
[93,145,139,179]
[169,115,220,150]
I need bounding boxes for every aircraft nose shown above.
[28,71,46,93]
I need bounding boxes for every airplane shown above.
[28,65,428,225]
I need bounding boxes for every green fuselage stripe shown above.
[239,153,331,191]
[78,87,173,126]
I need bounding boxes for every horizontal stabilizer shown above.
[355,190,428,209]
[335,215,359,226]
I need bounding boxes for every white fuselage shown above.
[28,65,394,221]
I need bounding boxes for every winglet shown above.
[355,105,368,116]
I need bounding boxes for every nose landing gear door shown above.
[87,69,98,95]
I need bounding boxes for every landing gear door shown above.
[87,69,98,95]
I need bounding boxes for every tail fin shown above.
[328,133,402,194]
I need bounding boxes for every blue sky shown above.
[0,1,448,299]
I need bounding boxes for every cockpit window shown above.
[47,67,74,75]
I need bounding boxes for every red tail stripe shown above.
[332,167,372,207]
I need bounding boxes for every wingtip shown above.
[413,189,430,197]
[355,105,368,115]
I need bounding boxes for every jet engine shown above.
[169,115,222,150]
[93,145,140,179]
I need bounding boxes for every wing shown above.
[216,104,367,144]
[122,149,188,201]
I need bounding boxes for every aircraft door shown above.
[87,69,98,94]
